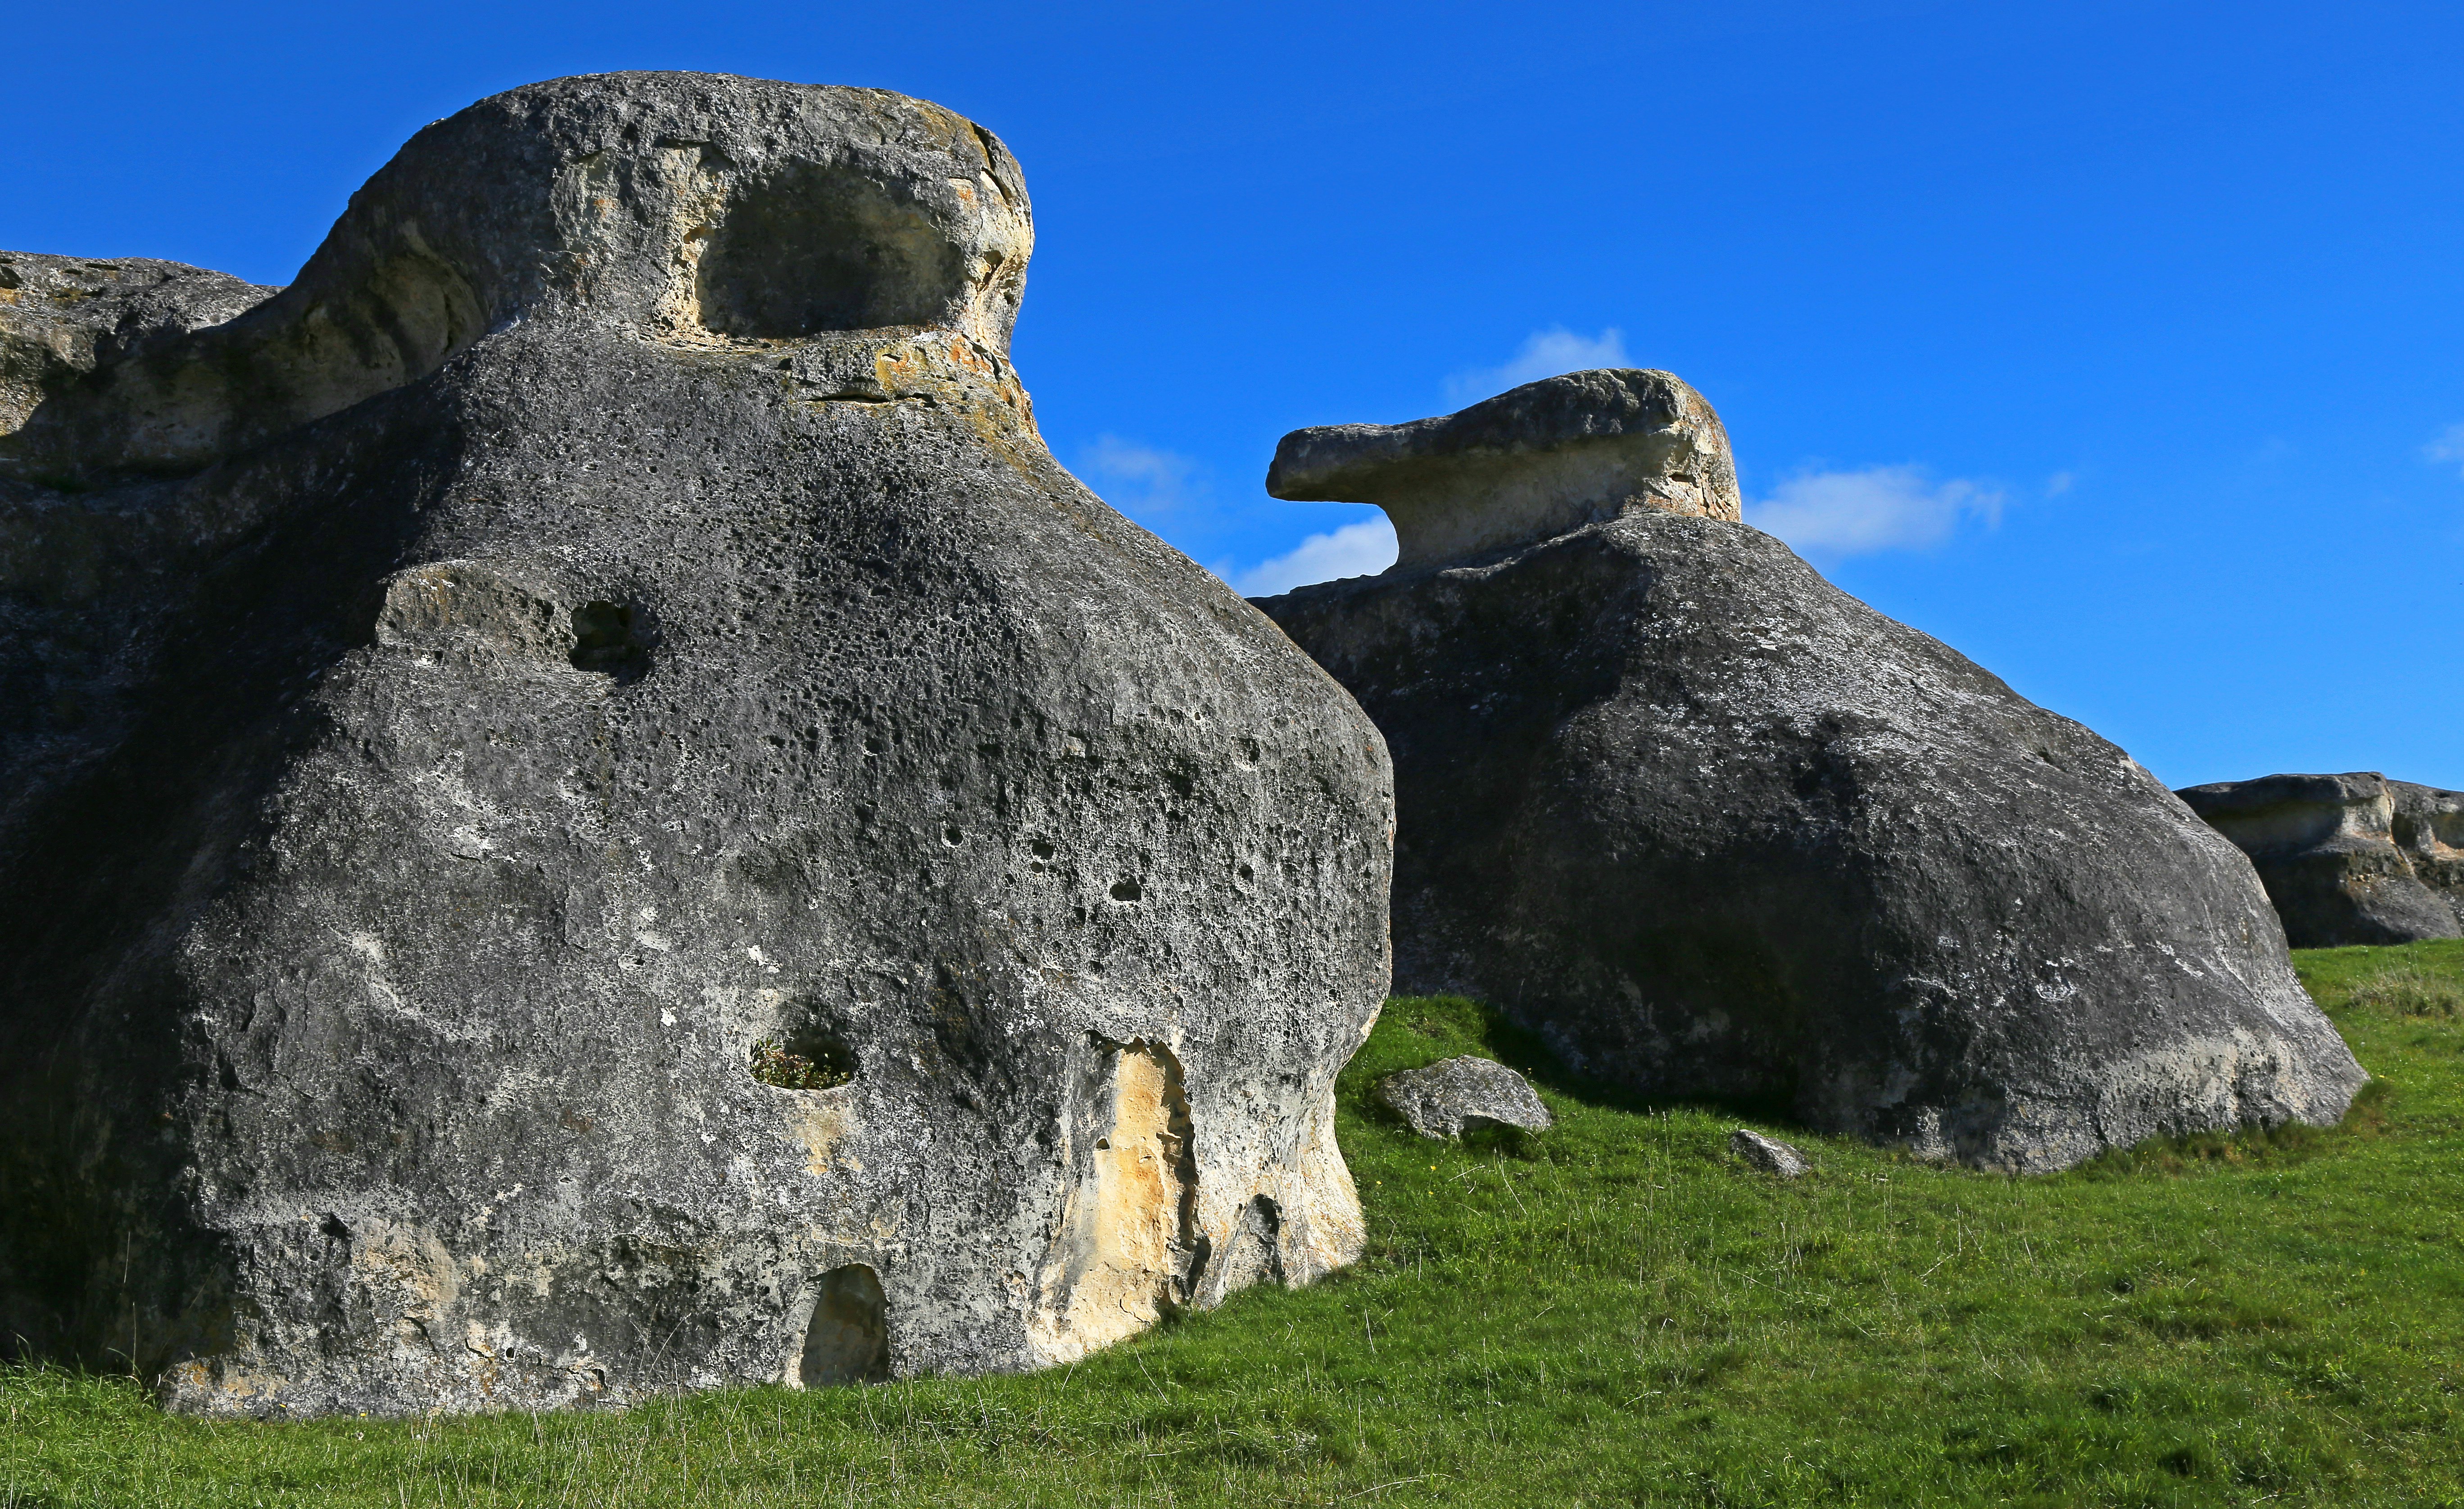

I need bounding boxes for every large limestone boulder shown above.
[1254,369,2362,1173]
[0,73,1391,1418]
[2176,773,2464,946]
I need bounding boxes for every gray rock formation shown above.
[1729,1129,1809,1178]
[0,73,1393,1419]
[2175,773,2464,947]
[1255,369,2363,1174]
[1267,367,1739,574]
[0,252,276,446]
[1372,1057,1553,1140]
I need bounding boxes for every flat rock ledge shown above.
[1373,1057,1554,1140]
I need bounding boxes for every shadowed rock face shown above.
[1255,370,2362,1173]
[0,73,1391,1419]
[0,253,277,439]
[2176,774,2464,947]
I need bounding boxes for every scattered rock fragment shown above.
[1730,1129,1809,1178]
[1735,1132,1813,1176]
[1373,1056,1554,1140]
[0,73,1393,1419]
[2176,773,2464,946]
[1255,368,2365,1174]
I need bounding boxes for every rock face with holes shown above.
[1254,370,2363,1173]
[0,73,1391,1419]
[2175,773,2464,947]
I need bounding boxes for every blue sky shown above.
[9,2,2460,789]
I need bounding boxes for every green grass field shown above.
[8,941,2462,1507]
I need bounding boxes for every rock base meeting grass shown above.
[7,940,2461,1506]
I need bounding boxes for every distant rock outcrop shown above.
[2176,773,2464,947]
[0,73,1392,1419]
[1255,369,2364,1174]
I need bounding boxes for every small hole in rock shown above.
[751,1028,856,1091]
[570,601,651,683]
[1110,879,1141,903]
[1030,839,1055,860]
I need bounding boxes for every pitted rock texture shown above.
[1371,1057,1552,1140]
[1265,369,1739,573]
[0,73,1392,1420]
[2176,773,2464,947]
[1255,384,2361,1174]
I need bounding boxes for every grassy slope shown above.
[6,942,2463,1508]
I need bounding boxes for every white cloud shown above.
[2424,423,2464,476]
[1078,434,1202,515]
[2045,470,2075,497]
[1228,516,1399,597]
[1445,326,1630,405]
[1745,465,2004,556]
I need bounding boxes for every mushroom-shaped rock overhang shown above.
[1264,368,1739,572]
[1253,368,2363,1173]
[0,73,1393,1419]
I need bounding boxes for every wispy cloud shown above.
[1745,465,2004,557]
[1445,326,1629,405]
[1078,435,1204,518]
[2424,423,2464,477]
[1228,517,1399,598]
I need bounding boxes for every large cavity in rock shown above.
[0,72,1391,1418]
[1255,368,2362,1173]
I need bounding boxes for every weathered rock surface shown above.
[1255,369,2363,1174]
[0,73,1393,1419]
[1266,368,1739,574]
[1729,1129,1808,1178]
[1371,1057,1553,1140]
[2176,773,2464,947]
[0,252,277,444]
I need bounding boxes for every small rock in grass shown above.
[1730,1128,1809,1177]
[1375,1057,1553,1140]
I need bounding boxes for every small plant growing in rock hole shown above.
[750,1037,852,1091]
